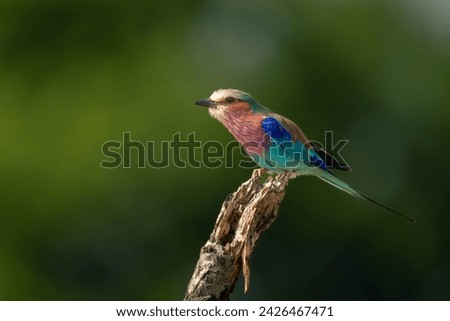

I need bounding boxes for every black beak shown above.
[194,98,217,108]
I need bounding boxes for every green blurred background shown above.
[1,0,449,300]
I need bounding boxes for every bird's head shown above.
[194,89,261,122]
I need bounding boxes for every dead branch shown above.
[184,169,291,300]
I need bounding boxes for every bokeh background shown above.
[1,0,450,300]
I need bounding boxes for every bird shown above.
[195,88,415,223]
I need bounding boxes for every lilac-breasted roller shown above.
[195,88,414,223]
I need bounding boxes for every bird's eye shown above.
[225,97,235,103]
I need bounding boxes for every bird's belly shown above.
[249,140,318,176]
[251,152,318,176]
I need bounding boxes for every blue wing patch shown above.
[262,117,292,141]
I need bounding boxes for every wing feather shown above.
[261,114,351,171]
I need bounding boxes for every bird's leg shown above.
[254,168,266,180]
[252,168,269,184]
[257,168,268,176]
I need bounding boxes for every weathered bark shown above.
[184,169,292,301]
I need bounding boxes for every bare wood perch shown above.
[184,169,292,301]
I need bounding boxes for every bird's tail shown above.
[317,171,415,223]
